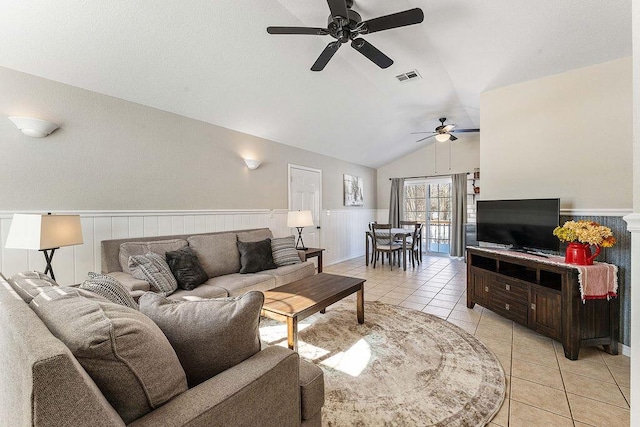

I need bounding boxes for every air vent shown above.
[395,70,421,83]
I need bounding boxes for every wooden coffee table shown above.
[261,273,365,352]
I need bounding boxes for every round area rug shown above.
[260,301,505,427]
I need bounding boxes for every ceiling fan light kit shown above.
[414,117,479,144]
[267,0,424,72]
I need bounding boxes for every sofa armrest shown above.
[128,346,301,427]
[107,271,150,293]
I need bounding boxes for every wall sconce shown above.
[8,117,59,138]
[244,158,262,170]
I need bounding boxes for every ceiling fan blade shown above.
[311,41,341,71]
[267,26,328,35]
[450,128,480,133]
[416,135,436,143]
[351,38,393,68]
[443,124,456,132]
[361,8,424,34]
[327,0,349,19]
[449,134,458,141]
[410,131,436,135]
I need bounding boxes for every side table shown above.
[302,247,325,273]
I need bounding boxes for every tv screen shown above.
[476,198,560,251]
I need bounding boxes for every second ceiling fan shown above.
[413,118,480,143]
[267,0,424,71]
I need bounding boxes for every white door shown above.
[288,164,322,248]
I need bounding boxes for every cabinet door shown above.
[530,286,562,341]
[469,269,489,306]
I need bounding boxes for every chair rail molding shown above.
[0,208,376,285]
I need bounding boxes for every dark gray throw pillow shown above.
[165,247,209,290]
[237,238,277,274]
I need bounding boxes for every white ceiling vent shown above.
[395,70,421,83]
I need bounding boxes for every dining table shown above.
[365,228,413,271]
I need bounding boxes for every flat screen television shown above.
[476,198,560,252]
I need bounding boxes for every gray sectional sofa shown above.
[0,228,325,426]
[100,228,315,299]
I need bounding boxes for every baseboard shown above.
[620,343,630,357]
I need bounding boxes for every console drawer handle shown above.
[485,286,489,293]
[505,304,510,311]
[531,303,536,310]
[505,284,511,291]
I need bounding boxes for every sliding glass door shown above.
[404,178,452,254]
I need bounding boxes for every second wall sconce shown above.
[8,117,59,138]
[244,158,262,170]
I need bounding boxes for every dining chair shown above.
[371,224,402,270]
[398,224,422,268]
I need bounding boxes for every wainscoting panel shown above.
[0,209,376,286]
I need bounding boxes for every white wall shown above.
[0,66,376,211]
[0,67,379,282]
[480,58,633,210]
[376,135,480,210]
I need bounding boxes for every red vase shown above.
[565,242,601,265]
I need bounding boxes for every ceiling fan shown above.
[412,117,480,143]
[266,0,424,71]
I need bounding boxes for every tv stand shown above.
[466,247,619,360]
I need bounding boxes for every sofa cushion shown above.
[7,271,58,303]
[119,239,188,274]
[208,273,276,297]
[30,287,188,424]
[107,271,151,292]
[237,239,277,274]
[79,272,139,309]
[188,233,241,278]
[271,236,302,267]
[237,229,274,243]
[265,262,316,286]
[165,247,208,290]
[299,360,325,421]
[167,283,229,301]
[139,291,264,387]
[129,252,178,296]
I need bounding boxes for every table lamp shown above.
[5,213,84,281]
[287,210,314,250]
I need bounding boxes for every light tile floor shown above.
[323,254,631,427]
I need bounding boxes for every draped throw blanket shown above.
[388,178,405,228]
[450,173,467,257]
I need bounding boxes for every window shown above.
[403,178,452,254]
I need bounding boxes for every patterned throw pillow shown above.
[165,247,209,291]
[80,273,139,310]
[129,252,178,296]
[271,236,302,267]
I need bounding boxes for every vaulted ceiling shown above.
[0,0,632,167]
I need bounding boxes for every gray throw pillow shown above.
[271,236,302,267]
[30,287,188,424]
[80,272,139,310]
[165,247,209,291]
[7,271,58,303]
[129,252,178,296]
[139,291,264,387]
[236,238,277,274]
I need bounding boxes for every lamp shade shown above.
[287,210,314,228]
[5,214,83,250]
